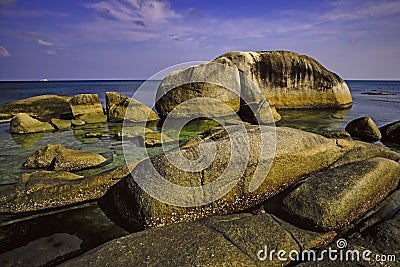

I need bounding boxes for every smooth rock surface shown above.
[106,92,159,122]
[0,162,138,213]
[0,95,73,121]
[98,125,399,231]
[10,113,55,134]
[282,157,400,230]
[155,61,241,119]
[50,118,71,130]
[345,116,382,142]
[69,94,106,124]
[24,144,107,172]
[380,120,400,144]
[215,51,353,109]
[61,213,336,267]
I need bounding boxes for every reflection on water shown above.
[276,108,352,133]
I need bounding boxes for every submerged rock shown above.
[380,120,400,144]
[0,95,73,121]
[69,94,107,124]
[61,213,336,267]
[98,125,398,232]
[24,144,107,172]
[0,162,139,213]
[106,92,159,122]
[345,116,382,142]
[215,50,353,109]
[10,113,55,134]
[50,118,71,131]
[282,157,400,230]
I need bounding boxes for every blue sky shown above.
[0,0,399,80]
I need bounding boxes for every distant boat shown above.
[40,78,48,82]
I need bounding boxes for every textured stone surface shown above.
[380,120,400,144]
[155,61,241,119]
[21,170,84,183]
[319,129,351,140]
[10,113,55,134]
[61,213,336,267]
[0,162,138,213]
[24,144,107,172]
[215,50,353,109]
[69,94,106,124]
[50,118,71,130]
[0,95,73,121]
[345,116,382,142]
[282,157,400,230]
[106,92,159,122]
[98,125,398,231]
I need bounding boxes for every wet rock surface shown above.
[10,113,55,134]
[282,157,400,230]
[24,144,108,172]
[345,116,382,142]
[380,120,400,144]
[106,92,159,122]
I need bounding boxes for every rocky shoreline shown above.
[0,51,399,266]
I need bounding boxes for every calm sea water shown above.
[0,79,398,186]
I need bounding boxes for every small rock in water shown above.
[345,116,382,142]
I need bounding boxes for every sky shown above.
[0,0,400,80]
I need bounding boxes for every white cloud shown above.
[38,39,54,46]
[0,46,11,57]
[46,50,56,56]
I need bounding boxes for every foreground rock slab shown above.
[98,125,399,232]
[283,157,400,230]
[0,162,138,213]
[61,213,336,267]
[10,113,55,134]
[24,144,107,172]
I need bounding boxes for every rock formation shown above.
[10,113,55,134]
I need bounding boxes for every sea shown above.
[0,80,399,262]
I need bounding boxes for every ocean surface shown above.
[0,79,398,186]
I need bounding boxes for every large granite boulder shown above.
[61,212,336,267]
[380,120,400,144]
[98,125,399,232]
[105,92,159,122]
[0,95,73,121]
[24,144,107,172]
[282,157,400,230]
[345,116,382,142]
[69,94,107,124]
[0,162,138,213]
[155,61,241,119]
[214,50,353,109]
[10,113,55,134]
